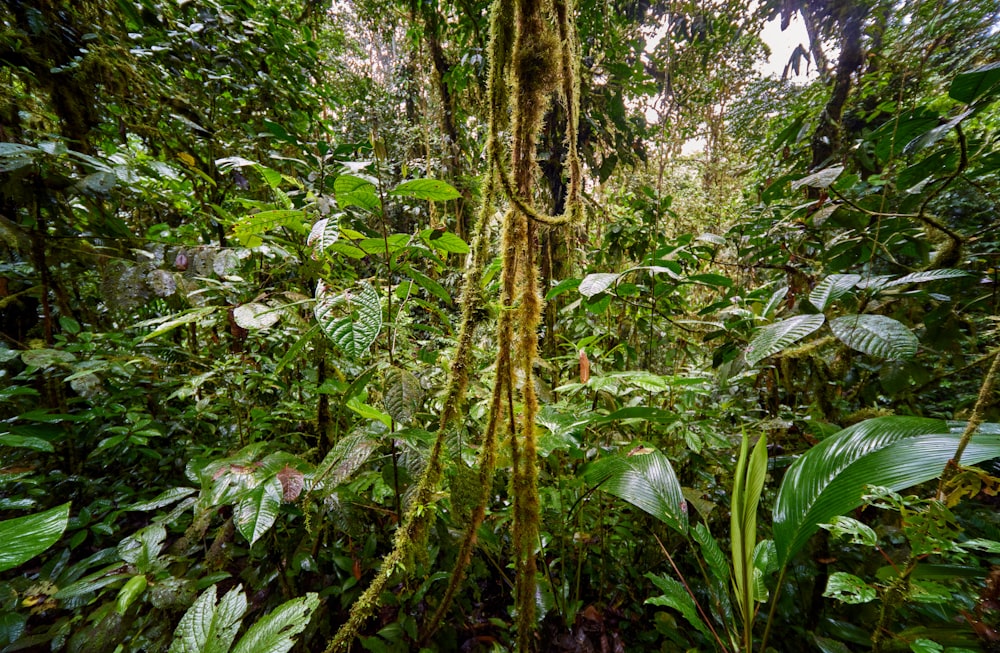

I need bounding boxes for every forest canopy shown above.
[2,0,1000,651]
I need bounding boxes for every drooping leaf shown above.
[578,273,620,298]
[389,179,460,201]
[383,367,423,426]
[880,269,969,288]
[310,432,378,493]
[233,303,280,330]
[644,573,713,641]
[401,264,452,305]
[235,477,283,546]
[584,449,688,534]
[791,166,843,190]
[0,434,55,452]
[745,314,826,366]
[125,487,197,512]
[809,274,861,311]
[230,593,319,653]
[949,61,1000,105]
[772,416,1000,566]
[829,314,917,360]
[314,281,382,358]
[138,307,219,341]
[0,503,70,573]
[903,109,973,155]
[167,584,247,653]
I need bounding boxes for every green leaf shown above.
[772,416,1000,567]
[823,572,876,604]
[949,62,1000,104]
[909,639,944,653]
[383,367,422,426]
[579,273,620,298]
[420,229,470,254]
[315,281,382,358]
[691,523,729,585]
[644,573,713,641]
[0,434,55,452]
[125,487,197,512]
[585,449,688,534]
[881,269,969,288]
[829,314,917,360]
[686,273,732,288]
[310,432,378,492]
[335,175,380,211]
[118,524,166,573]
[732,434,767,621]
[401,265,452,305]
[809,274,861,311]
[346,397,392,428]
[307,218,341,257]
[745,314,826,366]
[235,477,283,546]
[168,584,247,653]
[138,307,218,341]
[0,503,70,572]
[791,166,843,190]
[233,303,281,330]
[230,592,319,653]
[820,515,878,547]
[389,179,460,201]
[116,574,147,615]
[234,210,308,244]
[545,278,581,300]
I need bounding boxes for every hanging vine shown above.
[324,0,582,649]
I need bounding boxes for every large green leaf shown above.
[314,281,382,358]
[235,477,282,546]
[773,416,1000,566]
[389,179,460,201]
[809,274,861,311]
[828,314,917,360]
[949,62,1000,105]
[230,593,319,653]
[745,314,826,366]
[0,503,70,573]
[584,449,688,534]
[168,584,247,653]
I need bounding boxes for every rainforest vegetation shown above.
[2,0,1000,651]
